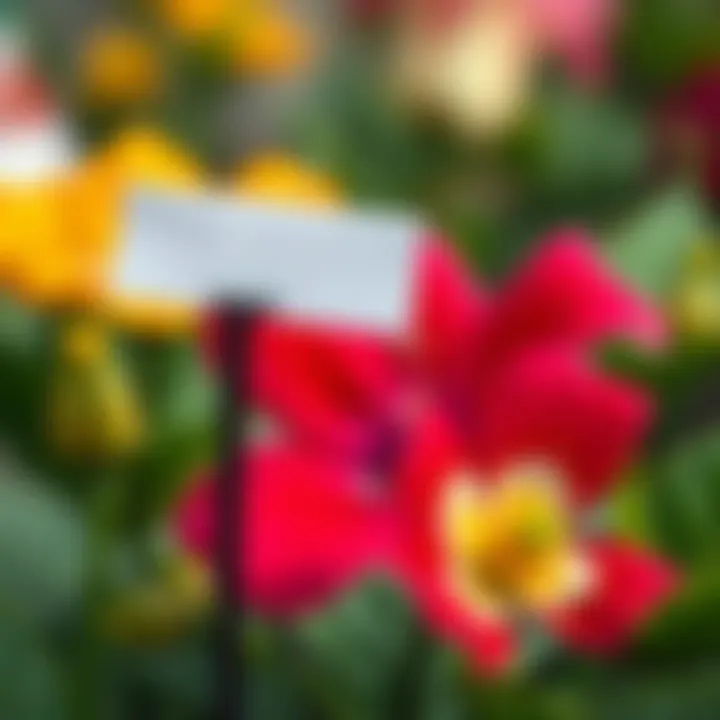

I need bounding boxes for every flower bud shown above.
[673,239,720,341]
[47,321,144,459]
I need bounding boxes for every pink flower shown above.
[360,0,616,136]
[354,0,616,79]
[529,0,616,82]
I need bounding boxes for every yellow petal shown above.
[234,153,342,206]
[65,128,203,333]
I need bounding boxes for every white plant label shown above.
[113,188,420,333]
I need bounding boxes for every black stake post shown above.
[214,301,263,720]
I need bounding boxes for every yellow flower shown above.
[234,154,341,206]
[81,26,161,106]
[48,319,145,459]
[104,554,212,645]
[157,0,310,76]
[0,180,84,304]
[68,126,200,255]
[66,127,202,332]
[158,0,230,40]
[231,7,311,77]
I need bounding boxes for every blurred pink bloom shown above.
[530,0,616,82]
[362,0,616,73]
[362,0,616,135]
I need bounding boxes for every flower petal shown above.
[256,319,404,457]
[395,410,464,572]
[530,0,616,83]
[412,575,517,674]
[549,539,679,652]
[174,446,396,615]
[203,313,402,459]
[474,347,652,505]
[415,235,487,402]
[478,230,666,373]
[392,411,517,673]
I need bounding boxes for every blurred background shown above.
[0,0,719,717]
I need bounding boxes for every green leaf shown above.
[526,86,648,213]
[621,0,720,90]
[0,462,85,622]
[420,647,469,720]
[291,576,417,718]
[0,293,44,365]
[593,662,720,720]
[114,632,213,716]
[633,567,720,664]
[0,611,65,720]
[645,426,720,564]
[246,662,314,720]
[123,337,214,532]
[606,185,708,298]
[466,675,589,720]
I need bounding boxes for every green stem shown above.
[74,468,125,720]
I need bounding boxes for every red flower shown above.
[394,353,677,672]
[176,229,675,651]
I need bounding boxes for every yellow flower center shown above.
[441,464,589,616]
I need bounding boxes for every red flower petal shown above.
[203,312,402,458]
[478,231,666,374]
[474,347,651,505]
[255,319,404,457]
[391,411,517,673]
[175,446,396,615]
[202,235,483,461]
[414,235,487,399]
[395,410,464,572]
[413,575,517,674]
[549,539,679,652]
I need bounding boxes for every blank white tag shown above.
[113,188,421,333]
